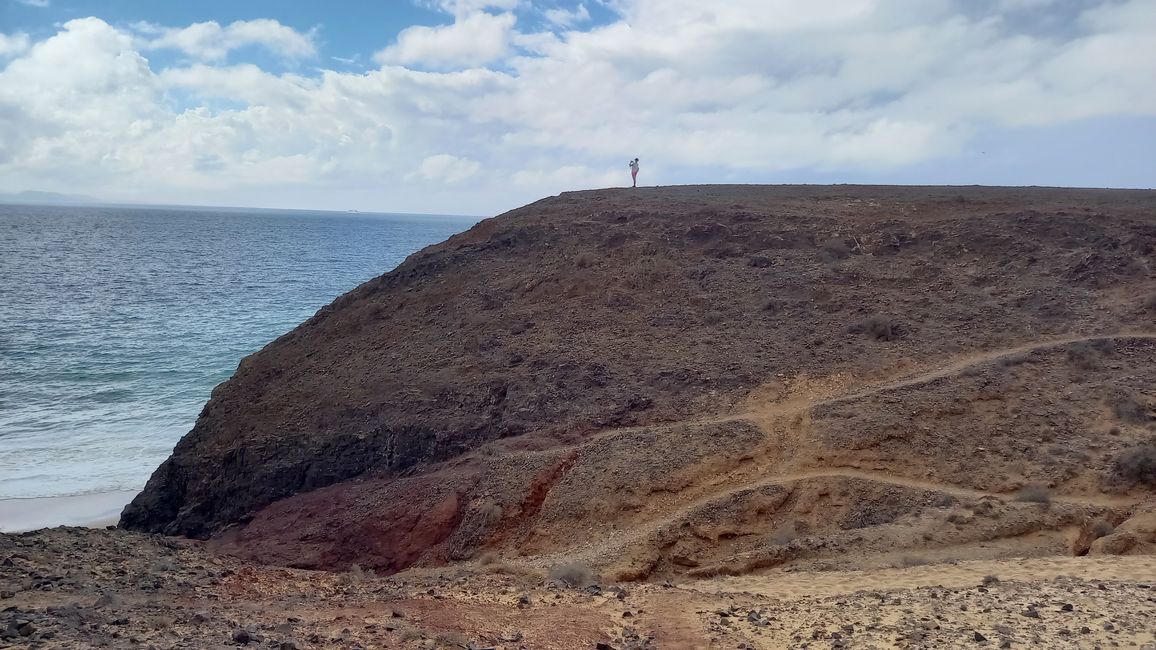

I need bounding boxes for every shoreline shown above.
[0,490,137,533]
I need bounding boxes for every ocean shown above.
[0,203,476,502]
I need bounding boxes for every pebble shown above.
[232,629,252,644]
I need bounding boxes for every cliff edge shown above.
[121,185,1156,578]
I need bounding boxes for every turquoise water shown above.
[0,204,476,499]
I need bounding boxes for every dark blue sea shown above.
[0,204,476,500]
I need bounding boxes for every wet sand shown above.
[0,490,135,532]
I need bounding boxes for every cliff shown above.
[120,185,1156,578]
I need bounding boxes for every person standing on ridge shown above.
[628,157,639,188]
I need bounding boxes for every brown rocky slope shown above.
[120,185,1156,579]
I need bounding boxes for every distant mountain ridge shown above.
[0,190,97,204]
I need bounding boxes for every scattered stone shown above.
[192,611,210,624]
[232,629,252,645]
[17,621,36,637]
[1059,603,1073,612]
[279,642,298,650]
[974,631,987,642]
[0,591,13,599]
[1021,608,1039,618]
[517,594,531,607]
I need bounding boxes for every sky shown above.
[0,0,1154,215]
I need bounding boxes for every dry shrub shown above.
[855,314,899,341]
[1014,484,1052,503]
[982,574,1000,585]
[574,252,595,268]
[1066,342,1101,370]
[549,562,599,588]
[768,522,797,546]
[820,238,851,262]
[476,497,503,526]
[1089,518,1116,539]
[998,352,1033,368]
[397,627,423,642]
[1107,389,1151,424]
[435,631,468,648]
[1114,444,1156,487]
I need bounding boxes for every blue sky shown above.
[0,0,1153,214]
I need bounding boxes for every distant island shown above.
[0,190,96,205]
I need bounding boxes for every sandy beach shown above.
[0,490,135,533]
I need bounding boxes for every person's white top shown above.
[629,159,639,172]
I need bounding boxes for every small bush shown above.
[769,522,797,546]
[850,314,900,341]
[1066,343,1101,371]
[1014,484,1052,503]
[1144,293,1156,312]
[1089,518,1115,539]
[574,252,595,268]
[435,631,468,648]
[478,498,503,526]
[998,352,1033,368]
[549,563,599,588]
[982,574,1000,586]
[1114,444,1156,487]
[820,239,851,262]
[1107,389,1150,423]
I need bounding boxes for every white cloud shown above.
[422,0,520,17]
[14,0,50,7]
[0,2,1153,213]
[413,154,482,183]
[141,19,316,62]
[544,3,590,26]
[374,11,516,69]
[0,32,31,56]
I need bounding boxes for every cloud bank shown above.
[0,1,1153,213]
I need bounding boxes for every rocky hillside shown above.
[120,185,1156,578]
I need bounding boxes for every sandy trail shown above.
[525,333,1156,570]
[693,554,1156,599]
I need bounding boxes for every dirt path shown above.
[773,468,1140,508]
[522,333,1156,571]
[693,554,1156,599]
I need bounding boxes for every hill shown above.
[119,185,1156,581]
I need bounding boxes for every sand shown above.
[0,490,135,533]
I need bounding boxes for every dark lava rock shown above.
[232,628,252,644]
[974,631,987,642]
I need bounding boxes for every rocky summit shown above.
[115,185,1155,585]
